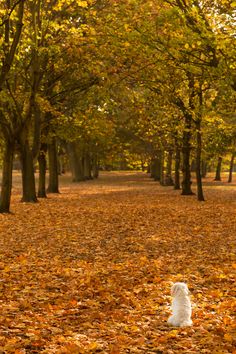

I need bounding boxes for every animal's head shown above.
[171,282,189,297]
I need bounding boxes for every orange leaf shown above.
[224,333,233,342]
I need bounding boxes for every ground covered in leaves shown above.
[0,172,235,353]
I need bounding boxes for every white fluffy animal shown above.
[167,282,193,327]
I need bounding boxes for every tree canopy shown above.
[0,0,236,211]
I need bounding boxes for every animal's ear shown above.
[182,285,189,295]
[171,284,179,296]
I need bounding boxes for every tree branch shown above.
[0,0,25,90]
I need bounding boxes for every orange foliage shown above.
[0,172,235,353]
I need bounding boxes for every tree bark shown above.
[83,152,93,180]
[195,119,205,201]
[20,140,37,202]
[92,154,99,179]
[228,153,235,183]
[214,156,222,181]
[164,151,174,186]
[58,147,66,175]
[150,155,161,181]
[32,102,41,160]
[190,159,196,172]
[174,144,181,190]
[37,143,47,197]
[47,137,59,193]
[150,158,155,178]
[181,115,194,195]
[0,139,15,213]
[67,142,85,182]
[0,0,25,90]
[201,160,208,178]
[159,151,165,185]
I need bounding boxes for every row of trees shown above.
[0,0,107,212]
[102,0,236,201]
[0,0,236,212]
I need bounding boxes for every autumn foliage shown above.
[0,172,235,353]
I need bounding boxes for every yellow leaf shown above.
[19,254,27,264]
[219,273,226,279]
[131,325,139,332]
[77,0,88,7]
[88,342,98,350]
[168,330,179,338]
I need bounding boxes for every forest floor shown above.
[0,171,235,354]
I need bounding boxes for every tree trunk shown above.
[83,152,93,180]
[58,148,66,175]
[32,103,41,160]
[181,116,194,195]
[0,140,15,213]
[92,154,99,179]
[228,153,235,183]
[174,144,181,190]
[153,156,161,181]
[150,158,155,178]
[20,140,37,202]
[214,156,222,181]
[47,137,59,193]
[190,159,196,172]
[38,143,47,198]
[195,120,205,201]
[67,142,85,182]
[201,160,208,178]
[159,151,165,185]
[164,151,174,186]
[150,155,161,181]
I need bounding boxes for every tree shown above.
[0,0,100,210]
[0,0,25,212]
[92,0,235,200]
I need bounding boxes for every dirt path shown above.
[0,172,235,353]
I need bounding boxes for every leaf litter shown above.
[0,172,235,353]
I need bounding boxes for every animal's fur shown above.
[167,282,192,327]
